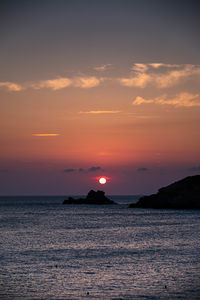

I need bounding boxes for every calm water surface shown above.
[0,196,200,299]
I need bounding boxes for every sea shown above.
[0,195,199,300]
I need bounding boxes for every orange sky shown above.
[0,1,200,194]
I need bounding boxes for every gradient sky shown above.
[0,0,200,195]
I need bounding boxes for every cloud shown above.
[119,73,151,88]
[120,63,200,88]
[2,63,200,93]
[160,93,200,107]
[32,133,60,137]
[155,65,200,88]
[88,166,102,172]
[73,76,102,88]
[94,64,112,71]
[79,110,121,114]
[137,167,149,172]
[0,81,23,91]
[131,63,148,72]
[34,77,72,90]
[62,166,103,173]
[132,93,200,107]
[32,76,102,90]
[149,63,179,69]
[133,96,154,105]
[63,168,76,173]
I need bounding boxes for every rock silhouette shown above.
[129,175,200,209]
[63,190,116,205]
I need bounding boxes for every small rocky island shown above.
[63,190,117,205]
[129,175,200,209]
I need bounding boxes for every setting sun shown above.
[99,177,107,184]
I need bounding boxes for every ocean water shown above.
[0,195,200,300]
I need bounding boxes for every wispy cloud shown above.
[32,133,60,137]
[63,168,76,173]
[94,64,112,71]
[0,81,23,91]
[73,76,102,88]
[29,76,102,91]
[120,73,151,88]
[149,63,179,69]
[88,166,102,172]
[2,63,200,92]
[132,93,200,107]
[133,96,154,105]
[79,110,121,114]
[62,166,103,173]
[137,167,149,172]
[33,78,72,90]
[160,93,200,107]
[155,65,200,88]
[131,63,148,72]
[120,63,200,88]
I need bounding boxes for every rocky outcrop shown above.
[129,175,200,209]
[63,190,116,205]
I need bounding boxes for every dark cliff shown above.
[129,175,200,209]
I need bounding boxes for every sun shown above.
[99,177,107,184]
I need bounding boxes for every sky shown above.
[0,0,200,195]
